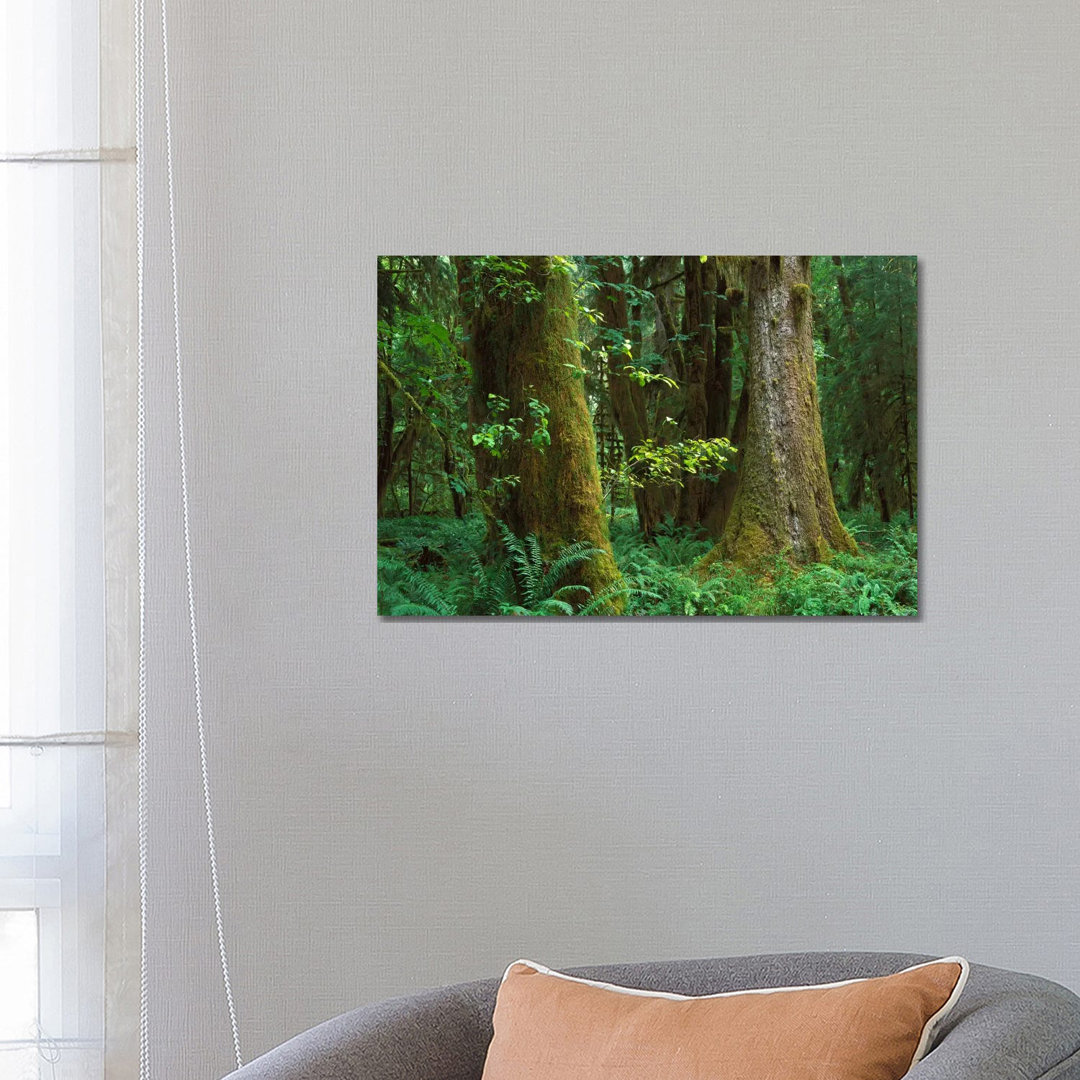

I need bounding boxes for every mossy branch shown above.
[378,357,452,453]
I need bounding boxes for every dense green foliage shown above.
[377,255,917,616]
[813,256,917,520]
[377,509,916,617]
[377,516,636,616]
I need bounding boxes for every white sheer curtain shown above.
[1,2,137,1078]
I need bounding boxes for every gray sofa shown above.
[223,951,1080,1079]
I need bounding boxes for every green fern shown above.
[378,560,460,616]
[379,509,916,617]
[495,522,604,613]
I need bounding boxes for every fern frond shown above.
[496,522,547,607]
[575,581,636,616]
[496,602,533,616]
[389,602,444,617]
[532,598,575,616]
[540,540,605,597]
[550,584,591,603]
[521,532,544,605]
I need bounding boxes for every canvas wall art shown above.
[377,256,917,616]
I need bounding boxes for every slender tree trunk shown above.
[443,440,466,518]
[847,453,867,510]
[877,483,891,524]
[833,255,858,346]
[654,283,686,384]
[711,256,856,566]
[834,255,873,512]
[376,398,419,517]
[708,274,735,440]
[458,256,622,606]
[699,273,743,533]
[677,256,717,525]
[835,256,894,522]
[592,256,666,536]
[377,360,465,519]
[377,378,395,512]
[898,316,916,518]
[703,383,748,537]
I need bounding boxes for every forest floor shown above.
[377,507,917,617]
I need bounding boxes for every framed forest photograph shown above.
[377,256,917,617]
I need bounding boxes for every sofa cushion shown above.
[480,956,968,1080]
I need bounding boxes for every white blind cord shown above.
[159,0,244,1063]
[135,0,244,1070]
[134,0,151,1073]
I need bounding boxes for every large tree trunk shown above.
[458,257,622,606]
[713,256,855,566]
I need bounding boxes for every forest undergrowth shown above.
[377,507,917,618]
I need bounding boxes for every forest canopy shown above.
[377,255,917,617]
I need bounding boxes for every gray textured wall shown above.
[138,1,1080,1076]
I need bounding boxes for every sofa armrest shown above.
[909,966,1080,1080]
[221,979,496,1080]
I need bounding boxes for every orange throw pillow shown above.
[481,957,968,1080]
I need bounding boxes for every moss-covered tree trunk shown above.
[458,257,622,606]
[713,256,855,566]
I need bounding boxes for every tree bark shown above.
[378,359,465,518]
[832,255,858,346]
[847,452,867,510]
[676,256,717,525]
[897,314,916,518]
[834,255,889,518]
[377,378,395,512]
[703,383,748,537]
[458,256,622,606]
[712,256,856,566]
[698,272,742,532]
[591,257,666,536]
[654,283,685,384]
[376,377,419,517]
[708,274,735,440]
[442,440,466,518]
